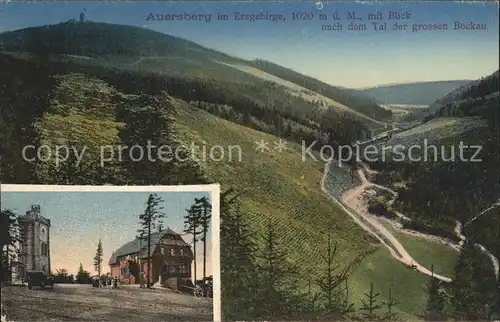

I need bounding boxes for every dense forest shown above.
[250,59,392,121]
[366,70,500,271]
[0,51,372,185]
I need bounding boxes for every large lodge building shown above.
[109,228,193,290]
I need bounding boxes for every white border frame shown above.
[0,184,221,322]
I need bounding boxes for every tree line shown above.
[0,52,373,187]
[220,188,500,320]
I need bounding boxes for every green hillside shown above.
[364,71,500,268]
[0,21,391,126]
[1,21,490,320]
[0,52,441,320]
[249,59,392,121]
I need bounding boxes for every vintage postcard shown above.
[1,184,220,321]
[0,1,499,321]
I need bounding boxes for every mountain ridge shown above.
[358,80,473,105]
[0,20,391,124]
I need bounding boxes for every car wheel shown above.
[193,285,204,298]
[28,283,32,290]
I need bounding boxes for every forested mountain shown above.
[361,71,500,321]
[0,20,237,61]
[0,50,396,321]
[368,70,499,260]
[250,59,392,121]
[428,70,499,120]
[0,21,390,127]
[358,80,471,105]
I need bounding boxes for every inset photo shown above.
[0,184,220,322]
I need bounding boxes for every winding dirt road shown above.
[321,161,453,282]
[323,145,500,282]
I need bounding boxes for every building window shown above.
[170,248,174,256]
[121,268,129,275]
[160,247,164,255]
[180,249,184,257]
[41,242,48,256]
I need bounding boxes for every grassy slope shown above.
[381,222,459,278]
[173,99,436,319]
[173,98,375,266]
[396,233,459,278]
[32,71,457,319]
[349,248,429,319]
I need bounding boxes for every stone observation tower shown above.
[18,205,51,278]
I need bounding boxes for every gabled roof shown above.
[108,228,188,265]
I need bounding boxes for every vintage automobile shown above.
[180,276,213,298]
[198,276,213,298]
[25,271,54,290]
[91,276,100,287]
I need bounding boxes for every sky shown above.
[0,1,498,88]
[1,190,214,277]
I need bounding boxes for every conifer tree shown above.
[220,188,258,320]
[451,241,499,320]
[137,193,165,287]
[424,265,447,321]
[383,288,400,321]
[360,282,383,320]
[93,239,103,277]
[184,201,203,285]
[315,231,354,318]
[254,219,300,319]
[193,196,211,280]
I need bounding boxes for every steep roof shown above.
[108,228,188,265]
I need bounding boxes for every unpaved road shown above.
[1,284,212,321]
[323,154,499,282]
[331,165,452,282]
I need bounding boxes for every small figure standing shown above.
[139,273,145,288]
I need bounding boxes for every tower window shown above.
[41,242,48,256]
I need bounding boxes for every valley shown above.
[0,16,499,321]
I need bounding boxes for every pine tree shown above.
[360,282,383,320]
[383,288,400,321]
[193,196,211,280]
[137,193,165,287]
[184,201,203,285]
[254,219,301,319]
[93,239,103,277]
[424,265,447,321]
[76,263,90,284]
[315,230,355,317]
[451,241,499,320]
[220,189,259,320]
[0,209,21,282]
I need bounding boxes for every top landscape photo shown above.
[0,1,499,321]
